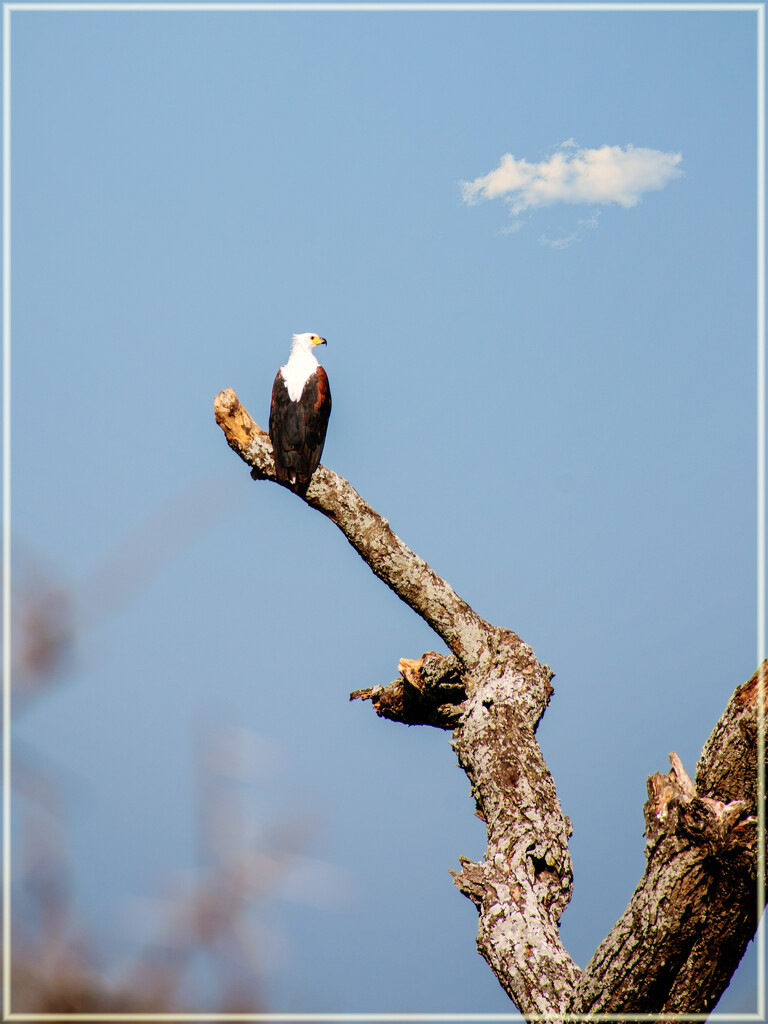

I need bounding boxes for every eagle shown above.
[269,333,332,493]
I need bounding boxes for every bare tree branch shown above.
[215,387,764,1019]
[215,388,577,1014]
[573,666,764,1017]
[215,387,510,666]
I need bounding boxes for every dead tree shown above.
[215,386,765,1019]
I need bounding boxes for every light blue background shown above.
[8,3,761,1015]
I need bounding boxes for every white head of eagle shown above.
[268,333,332,493]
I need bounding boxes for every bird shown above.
[269,333,332,493]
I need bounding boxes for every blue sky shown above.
[6,1,763,1015]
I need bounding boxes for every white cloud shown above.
[539,232,579,251]
[577,210,601,230]
[497,218,527,236]
[461,141,683,217]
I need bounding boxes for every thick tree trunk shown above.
[215,387,764,1018]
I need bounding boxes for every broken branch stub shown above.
[350,652,467,729]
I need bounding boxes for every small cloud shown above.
[461,141,683,218]
[577,209,601,230]
[497,218,527,236]
[539,232,579,251]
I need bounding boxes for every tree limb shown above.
[214,388,497,665]
[215,388,577,1014]
[216,387,764,1019]
[572,665,765,1016]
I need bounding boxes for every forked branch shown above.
[216,387,765,1019]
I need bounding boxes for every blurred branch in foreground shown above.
[11,473,237,708]
[7,475,337,1014]
[12,726,303,1013]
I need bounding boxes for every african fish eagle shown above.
[269,333,332,493]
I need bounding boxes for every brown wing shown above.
[301,366,332,484]
[268,368,331,492]
[269,371,297,486]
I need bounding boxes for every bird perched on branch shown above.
[269,333,332,493]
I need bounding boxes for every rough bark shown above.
[573,725,760,1016]
[215,387,764,1019]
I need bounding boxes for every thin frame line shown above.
[2,2,764,11]
[756,2,766,1017]
[1,1014,766,1023]
[3,1,11,1021]
[2,2,764,1022]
